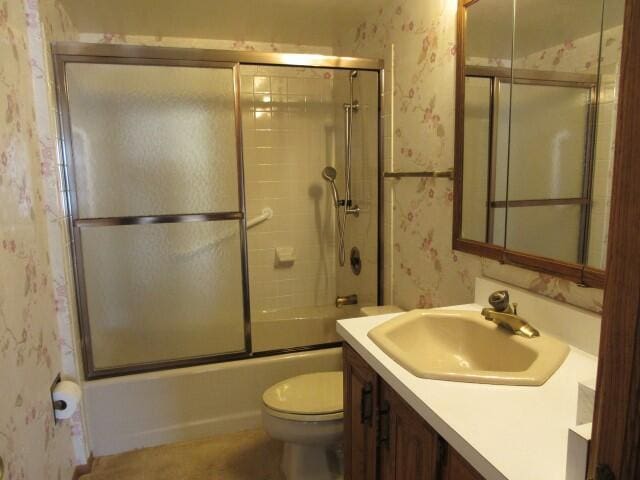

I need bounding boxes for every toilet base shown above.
[281,442,343,480]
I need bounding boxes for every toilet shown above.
[262,371,344,480]
[262,307,403,479]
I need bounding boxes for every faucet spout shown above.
[336,294,358,308]
[481,308,540,338]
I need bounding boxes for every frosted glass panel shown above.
[491,207,506,247]
[462,76,491,243]
[494,81,511,203]
[505,205,582,263]
[508,84,591,200]
[66,63,239,218]
[81,221,246,369]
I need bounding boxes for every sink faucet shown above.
[480,290,540,338]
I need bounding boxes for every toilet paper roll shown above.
[53,380,82,420]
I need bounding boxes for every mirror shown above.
[454,0,625,287]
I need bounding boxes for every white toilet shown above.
[262,371,344,480]
[262,307,402,479]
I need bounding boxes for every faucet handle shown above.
[512,302,518,315]
[488,290,510,312]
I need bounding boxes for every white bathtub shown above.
[84,347,342,456]
[252,304,362,352]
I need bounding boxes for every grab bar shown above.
[175,207,273,259]
[247,207,273,229]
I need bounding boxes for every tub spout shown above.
[336,294,358,308]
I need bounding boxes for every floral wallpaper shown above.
[0,0,81,477]
[518,25,623,74]
[25,0,89,465]
[336,0,483,309]
[0,0,617,476]
[77,32,334,55]
[335,0,607,314]
[481,259,603,313]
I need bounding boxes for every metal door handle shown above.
[377,400,390,447]
[360,382,373,425]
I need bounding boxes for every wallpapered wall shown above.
[0,0,613,476]
[335,0,606,313]
[0,0,82,477]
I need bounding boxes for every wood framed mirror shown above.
[453,0,624,289]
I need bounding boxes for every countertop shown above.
[337,304,598,480]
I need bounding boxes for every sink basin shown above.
[367,309,569,386]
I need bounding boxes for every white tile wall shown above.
[242,65,339,315]
[333,70,380,308]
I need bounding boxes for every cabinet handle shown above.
[436,436,448,477]
[360,382,373,425]
[595,464,616,480]
[377,400,390,447]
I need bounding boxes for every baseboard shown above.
[72,454,94,480]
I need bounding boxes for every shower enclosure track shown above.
[383,168,455,180]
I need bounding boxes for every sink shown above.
[367,309,569,386]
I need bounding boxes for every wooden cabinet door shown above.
[378,380,440,480]
[441,446,485,480]
[343,344,378,480]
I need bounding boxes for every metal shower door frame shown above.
[54,52,252,379]
[52,42,385,379]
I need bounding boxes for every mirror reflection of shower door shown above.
[505,81,595,263]
[61,60,250,377]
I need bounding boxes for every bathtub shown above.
[84,347,342,456]
[252,304,362,352]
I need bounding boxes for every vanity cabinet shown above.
[344,342,379,480]
[343,344,485,480]
[441,448,485,480]
[378,380,440,480]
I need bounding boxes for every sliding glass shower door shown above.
[61,59,250,377]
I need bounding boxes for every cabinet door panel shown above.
[343,344,378,480]
[379,381,439,480]
[442,447,485,480]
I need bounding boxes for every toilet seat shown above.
[263,405,343,422]
[262,371,343,422]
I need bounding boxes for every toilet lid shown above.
[263,371,343,415]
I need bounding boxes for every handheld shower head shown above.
[322,166,337,181]
[322,167,340,207]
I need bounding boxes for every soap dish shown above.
[275,246,296,267]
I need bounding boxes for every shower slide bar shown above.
[383,168,454,180]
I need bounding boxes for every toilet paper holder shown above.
[50,374,82,423]
[50,373,63,424]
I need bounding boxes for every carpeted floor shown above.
[80,429,285,480]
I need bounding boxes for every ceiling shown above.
[59,0,384,47]
[59,0,626,58]
[466,0,625,59]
